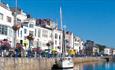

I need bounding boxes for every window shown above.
[2,25,7,35]
[0,24,8,35]
[23,22,28,27]
[0,25,2,34]
[55,40,57,45]
[29,24,34,28]
[35,29,36,36]
[17,19,21,22]
[0,13,3,20]
[59,35,61,39]
[75,38,77,41]
[55,33,58,39]
[17,18,21,23]
[7,16,12,23]
[24,29,27,34]
[65,40,69,44]
[18,30,19,37]
[20,30,22,37]
[42,30,48,38]
[29,31,33,35]
[9,28,12,37]
[38,29,41,37]
[50,33,53,38]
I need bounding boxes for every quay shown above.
[0,56,111,70]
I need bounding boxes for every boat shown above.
[53,57,74,69]
[52,0,74,69]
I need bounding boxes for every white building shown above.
[104,48,112,55]
[34,26,52,50]
[65,31,74,50]
[73,36,84,53]
[53,29,62,53]
[0,3,14,47]
[0,2,85,55]
[35,19,62,53]
[112,49,115,55]
[93,47,99,55]
[17,18,36,50]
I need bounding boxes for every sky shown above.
[3,0,115,48]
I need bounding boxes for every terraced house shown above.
[0,3,14,47]
[0,2,84,55]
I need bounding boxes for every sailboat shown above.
[52,0,74,69]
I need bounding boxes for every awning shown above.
[51,48,57,51]
[68,49,76,55]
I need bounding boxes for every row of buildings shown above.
[0,2,84,54]
[1,2,115,56]
[85,40,115,56]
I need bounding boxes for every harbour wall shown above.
[0,57,104,70]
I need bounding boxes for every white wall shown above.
[73,36,84,53]
[104,48,112,55]
[0,5,14,47]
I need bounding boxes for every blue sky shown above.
[3,0,115,47]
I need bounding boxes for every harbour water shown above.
[55,62,115,70]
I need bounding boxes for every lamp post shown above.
[27,34,34,50]
[12,0,18,48]
[27,34,34,57]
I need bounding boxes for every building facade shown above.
[112,49,115,55]
[104,48,112,56]
[0,2,85,55]
[73,36,84,54]
[84,40,95,56]
[0,3,14,47]
[93,46,99,56]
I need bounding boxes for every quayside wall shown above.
[0,57,103,70]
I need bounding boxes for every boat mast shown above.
[60,0,63,31]
[60,0,65,57]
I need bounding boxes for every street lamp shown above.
[12,0,18,48]
[26,33,34,57]
[27,34,34,50]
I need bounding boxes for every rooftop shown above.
[0,2,10,10]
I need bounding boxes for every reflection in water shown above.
[83,64,93,70]
[56,69,73,70]
[52,68,79,70]
[105,62,110,69]
[74,62,115,70]
[52,62,115,70]
[74,64,83,70]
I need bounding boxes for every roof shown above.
[0,3,10,10]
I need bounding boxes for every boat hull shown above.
[52,58,74,69]
[52,64,73,69]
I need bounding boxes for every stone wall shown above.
[0,57,55,70]
[73,57,103,64]
[0,57,103,70]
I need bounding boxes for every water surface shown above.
[74,62,115,70]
